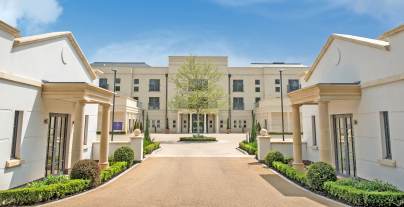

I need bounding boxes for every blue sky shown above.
[1,0,403,66]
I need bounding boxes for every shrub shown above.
[100,162,128,183]
[70,159,100,187]
[324,181,404,207]
[265,151,284,167]
[336,178,400,192]
[306,162,336,191]
[239,141,257,155]
[0,179,89,206]
[144,142,160,155]
[26,175,70,188]
[113,146,135,165]
[179,137,217,141]
[272,161,307,186]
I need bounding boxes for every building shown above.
[288,25,404,189]
[0,20,113,190]
[92,57,307,134]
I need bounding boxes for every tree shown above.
[171,56,226,136]
[144,114,151,141]
[250,112,257,143]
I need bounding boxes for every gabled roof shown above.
[304,33,390,81]
[378,24,404,40]
[0,20,20,37]
[13,32,97,80]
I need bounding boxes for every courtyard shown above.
[44,134,344,207]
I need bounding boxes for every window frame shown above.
[380,111,392,159]
[232,80,244,92]
[233,97,244,110]
[11,111,23,159]
[149,79,161,92]
[148,97,160,110]
[311,115,317,146]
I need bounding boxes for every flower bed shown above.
[179,136,216,142]
[238,141,257,155]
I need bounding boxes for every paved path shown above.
[47,157,343,207]
[47,134,344,207]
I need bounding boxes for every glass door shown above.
[45,113,68,176]
[333,114,356,177]
[192,114,204,133]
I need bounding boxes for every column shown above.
[189,113,192,133]
[71,101,85,166]
[99,104,111,170]
[318,101,332,164]
[177,112,181,133]
[215,114,220,133]
[292,104,304,171]
[203,114,207,133]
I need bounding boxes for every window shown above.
[255,87,260,92]
[380,111,392,159]
[255,80,260,92]
[275,86,280,92]
[233,120,237,128]
[133,79,139,92]
[115,86,121,92]
[220,120,223,128]
[233,80,244,92]
[149,79,160,92]
[99,78,108,89]
[115,78,121,84]
[288,79,300,92]
[11,111,23,159]
[156,120,160,128]
[84,115,89,145]
[114,78,121,92]
[233,97,244,110]
[275,79,280,84]
[133,97,139,101]
[151,120,156,128]
[148,97,160,110]
[255,97,261,103]
[243,120,247,128]
[172,120,176,128]
[311,115,317,146]
[255,80,260,85]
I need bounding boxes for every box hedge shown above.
[100,162,128,183]
[114,146,135,165]
[264,151,284,167]
[239,141,257,155]
[0,179,89,206]
[144,142,160,155]
[306,162,336,191]
[324,181,404,207]
[179,137,217,142]
[272,161,307,186]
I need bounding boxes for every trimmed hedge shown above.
[306,162,337,191]
[324,181,404,207]
[70,159,100,187]
[264,151,284,167]
[179,137,217,142]
[239,141,257,155]
[144,142,160,155]
[100,162,128,183]
[272,161,307,186]
[0,179,89,206]
[114,146,135,165]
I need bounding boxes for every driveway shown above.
[47,157,343,207]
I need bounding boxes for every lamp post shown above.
[279,69,285,141]
[111,69,117,141]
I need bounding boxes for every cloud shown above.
[0,0,62,33]
[91,31,255,67]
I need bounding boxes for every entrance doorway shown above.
[45,113,68,176]
[191,114,204,133]
[332,114,356,177]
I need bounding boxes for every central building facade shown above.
[92,56,307,134]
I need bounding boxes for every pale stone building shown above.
[0,20,113,190]
[289,25,404,189]
[92,57,307,134]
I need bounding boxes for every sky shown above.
[1,0,403,66]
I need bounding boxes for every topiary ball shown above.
[306,162,337,191]
[113,146,134,165]
[70,159,100,187]
[265,151,284,167]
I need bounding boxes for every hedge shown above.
[0,179,89,206]
[324,181,404,207]
[144,142,160,155]
[239,141,257,155]
[272,161,307,186]
[100,162,128,183]
[265,151,284,167]
[179,137,217,142]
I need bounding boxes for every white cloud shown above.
[0,0,62,33]
[91,31,255,67]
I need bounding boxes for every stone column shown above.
[318,101,332,164]
[71,101,85,166]
[292,104,304,171]
[177,112,180,133]
[216,114,220,133]
[99,104,111,170]
[203,114,207,133]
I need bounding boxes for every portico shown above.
[288,83,361,170]
[176,111,220,133]
[42,82,114,170]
